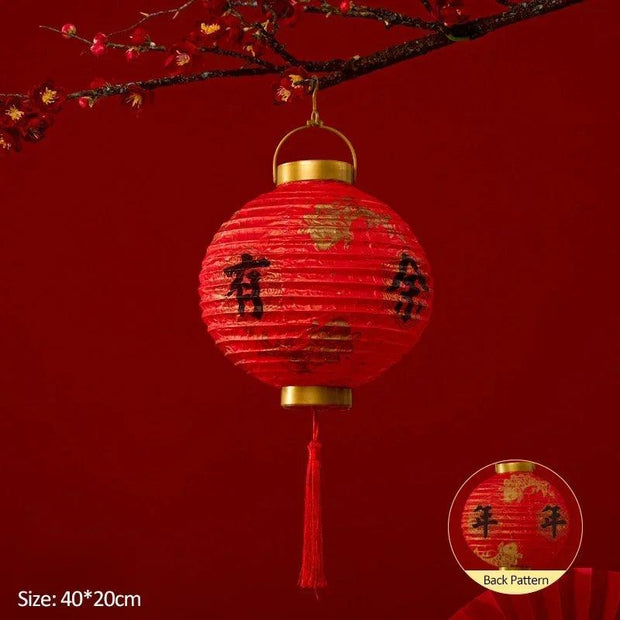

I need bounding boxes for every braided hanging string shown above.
[298,407,327,591]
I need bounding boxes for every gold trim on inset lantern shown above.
[495,461,536,474]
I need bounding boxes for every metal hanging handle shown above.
[272,77,358,183]
[272,124,358,184]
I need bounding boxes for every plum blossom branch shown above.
[227,7,302,64]
[316,0,586,89]
[39,23,277,69]
[0,0,585,153]
[67,66,282,100]
[305,1,443,31]
[107,0,199,37]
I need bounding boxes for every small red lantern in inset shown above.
[460,461,572,569]
[198,89,432,590]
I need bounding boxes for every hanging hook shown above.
[307,76,322,127]
[271,73,358,184]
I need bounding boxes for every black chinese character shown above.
[541,505,567,539]
[472,505,498,538]
[224,253,271,319]
[386,252,429,321]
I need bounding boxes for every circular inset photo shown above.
[448,460,583,595]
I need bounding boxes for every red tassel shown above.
[298,408,327,591]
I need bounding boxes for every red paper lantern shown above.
[198,113,432,590]
[460,462,572,569]
[199,130,432,404]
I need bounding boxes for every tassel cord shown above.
[298,407,327,592]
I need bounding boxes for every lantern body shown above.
[460,469,571,569]
[199,179,432,389]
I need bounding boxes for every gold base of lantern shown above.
[495,461,535,474]
[281,386,352,409]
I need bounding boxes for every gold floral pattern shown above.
[288,318,358,372]
[503,473,549,502]
[299,201,396,250]
[256,318,359,373]
[475,542,523,568]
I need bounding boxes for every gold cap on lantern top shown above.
[276,159,354,185]
[495,461,536,474]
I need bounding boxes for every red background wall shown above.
[1,1,618,617]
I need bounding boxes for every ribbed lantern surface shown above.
[199,178,432,388]
[461,469,571,569]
